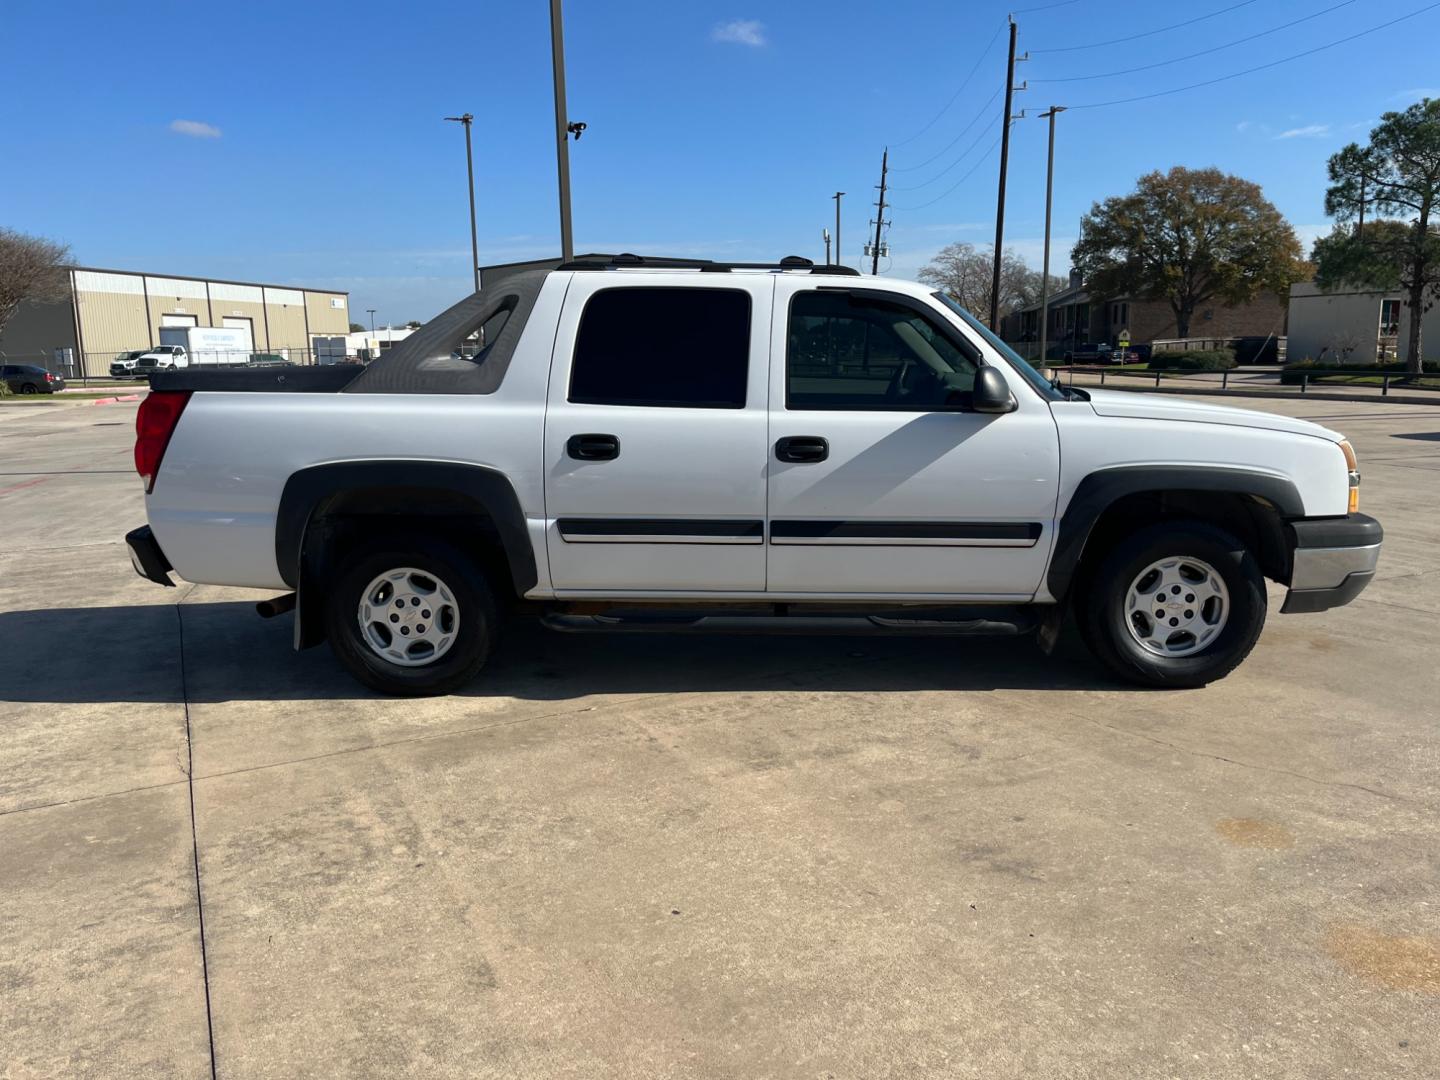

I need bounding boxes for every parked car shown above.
[110,350,153,378]
[1,363,66,394]
[125,254,1380,696]
[1063,342,1132,364]
[134,344,188,371]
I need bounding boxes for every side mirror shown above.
[970,366,1016,414]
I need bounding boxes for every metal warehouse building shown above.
[0,266,351,377]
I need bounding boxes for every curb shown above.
[91,394,143,405]
[1065,383,1440,407]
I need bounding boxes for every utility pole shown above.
[989,17,1027,330]
[444,114,480,294]
[870,148,890,276]
[823,227,831,265]
[550,0,575,260]
[1037,106,1066,370]
[366,309,376,334]
[832,192,845,267]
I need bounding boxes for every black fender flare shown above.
[276,459,538,596]
[1046,465,1305,600]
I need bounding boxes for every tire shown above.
[324,534,498,696]
[1077,519,1267,689]
[20,383,38,395]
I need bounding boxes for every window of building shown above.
[786,290,978,410]
[1380,299,1401,337]
[569,288,751,408]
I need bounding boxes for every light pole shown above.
[1038,106,1066,369]
[366,309,376,334]
[551,0,575,260]
[444,114,481,294]
[832,192,845,267]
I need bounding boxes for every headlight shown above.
[1339,440,1360,512]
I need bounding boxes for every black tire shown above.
[1077,519,1267,689]
[20,383,38,395]
[324,534,498,696]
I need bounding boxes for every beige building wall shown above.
[208,282,270,350]
[72,270,151,369]
[1288,282,1393,363]
[305,291,350,337]
[264,287,309,356]
[144,275,212,336]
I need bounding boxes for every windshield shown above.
[932,292,1064,401]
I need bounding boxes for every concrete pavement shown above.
[1,397,1437,1078]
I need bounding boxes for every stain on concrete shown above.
[1325,924,1440,993]
[1215,818,1295,849]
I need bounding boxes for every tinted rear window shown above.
[569,287,750,408]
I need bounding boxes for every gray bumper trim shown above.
[1289,542,1381,592]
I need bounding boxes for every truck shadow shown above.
[0,600,1129,704]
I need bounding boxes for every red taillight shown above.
[45,372,56,382]
[134,390,192,493]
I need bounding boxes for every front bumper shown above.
[126,525,175,587]
[1281,513,1382,614]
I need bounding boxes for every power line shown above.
[891,87,1002,173]
[1031,0,1261,53]
[891,23,1005,148]
[892,135,1003,212]
[1033,0,1359,83]
[889,98,1001,189]
[1070,0,1440,110]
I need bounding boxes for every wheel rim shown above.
[1122,555,1229,658]
[356,568,460,667]
[21,385,38,394]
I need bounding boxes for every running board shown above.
[540,610,1039,637]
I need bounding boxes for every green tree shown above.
[1315,98,1440,374]
[1071,166,1304,337]
[349,322,365,333]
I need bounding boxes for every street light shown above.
[832,192,845,267]
[444,113,481,295]
[366,309,376,334]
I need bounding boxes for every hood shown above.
[1083,389,1342,442]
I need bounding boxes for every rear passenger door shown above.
[543,274,773,593]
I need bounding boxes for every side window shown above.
[569,287,750,408]
[787,291,978,410]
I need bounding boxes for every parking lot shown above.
[2,396,1437,1079]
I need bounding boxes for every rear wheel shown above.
[20,383,38,394]
[1078,520,1267,688]
[324,535,498,696]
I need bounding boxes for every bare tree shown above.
[918,242,1063,320]
[0,228,72,337]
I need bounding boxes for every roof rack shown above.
[557,252,862,276]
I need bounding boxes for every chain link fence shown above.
[0,345,364,387]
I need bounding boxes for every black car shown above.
[1,364,66,394]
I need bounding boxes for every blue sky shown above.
[3,0,1438,323]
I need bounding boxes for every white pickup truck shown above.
[125,254,1381,696]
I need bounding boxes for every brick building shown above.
[1001,272,1288,361]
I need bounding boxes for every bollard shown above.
[1155,370,1162,388]
[1222,370,1229,390]
[1301,373,1308,393]
[1383,373,1390,397]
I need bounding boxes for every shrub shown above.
[1148,349,1237,371]
[1281,358,1440,384]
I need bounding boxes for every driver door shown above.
[765,280,1061,597]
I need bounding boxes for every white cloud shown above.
[170,119,221,139]
[1392,87,1440,101]
[1275,123,1331,140]
[711,19,766,47]
[1236,120,1253,133]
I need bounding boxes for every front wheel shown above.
[1078,520,1267,688]
[324,535,498,696]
